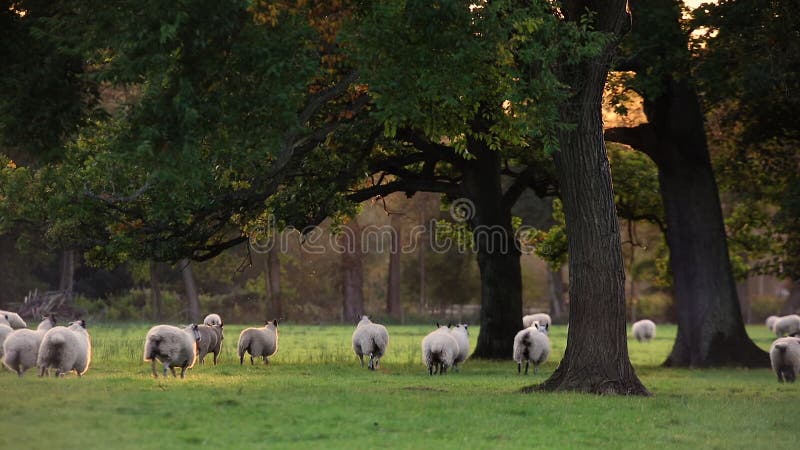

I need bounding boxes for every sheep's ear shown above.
[272,319,278,326]
[192,324,199,330]
[435,322,440,328]
[545,323,550,331]
[79,320,86,329]
[447,322,453,328]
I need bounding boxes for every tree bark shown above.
[386,213,403,321]
[149,261,162,322]
[340,219,365,322]
[180,258,201,323]
[58,249,75,294]
[527,0,649,395]
[265,245,283,320]
[548,266,567,320]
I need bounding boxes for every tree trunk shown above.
[340,219,365,322]
[528,0,648,395]
[265,245,283,320]
[149,261,162,322]
[548,266,567,320]
[387,213,402,320]
[58,249,75,294]
[462,136,522,359]
[180,259,201,323]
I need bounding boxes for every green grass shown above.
[1,323,797,449]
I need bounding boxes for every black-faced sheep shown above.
[2,315,57,376]
[513,322,551,375]
[351,315,389,370]
[632,319,656,342]
[143,324,201,378]
[421,324,458,375]
[37,320,91,377]
[769,336,800,383]
[237,320,279,365]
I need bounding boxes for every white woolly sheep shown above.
[513,322,551,375]
[450,324,470,371]
[37,320,92,377]
[0,310,27,329]
[0,324,12,359]
[632,319,657,342]
[351,315,389,370]
[522,313,551,332]
[773,315,800,337]
[421,324,458,375]
[765,315,780,332]
[203,313,223,327]
[238,320,279,365]
[144,324,201,378]
[769,336,800,383]
[196,324,223,365]
[2,315,57,376]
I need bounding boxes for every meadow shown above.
[0,322,797,449]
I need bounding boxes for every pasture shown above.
[0,322,796,449]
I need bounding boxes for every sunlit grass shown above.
[0,322,796,449]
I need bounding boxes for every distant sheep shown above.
[238,320,279,365]
[144,324,201,378]
[513,322,551,375]
[769,337,800,383]
[37,320,92,377]
[0,310,27,329]
[196,324,223,365]
[773,315,800,337]
[632,319,656,342]
[765,315,780,332]
[2,315,57,376]
[421,324,458,375]
[450,324,470,371]
[351,315,389,370]
[522,313,551,331]
[203,313,223,327]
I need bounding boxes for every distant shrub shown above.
[749,295,785,323]
[635,293,672,322]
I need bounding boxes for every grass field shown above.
[0,322,797,449]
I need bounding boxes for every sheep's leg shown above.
[151,359,158,378]
[239,353,244,365]
[368,355,375,371]
[264,356,269,365]
[524,362,529,375]
[170,366,177,377]
[213,352,218,365]
[250,356,255,365]
[358,354,364,367]
[180,366,187,379]
[517,363,521,374]
[38,366,46,377]
[533,363,538,375]
[428,364,433,376]
[162,362,169,378]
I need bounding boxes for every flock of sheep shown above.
[1,309,798,382]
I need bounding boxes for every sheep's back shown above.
[38,327,79,368]
[422,331,457,366]
[523,313,551,329]
[145,325,194,362]
[770,337,800,373]
[774,315,800,337]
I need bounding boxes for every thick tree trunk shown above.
[340,219,365,322]
[462,138,522,359]
[548,266,567,320]
[58,249,75,294]
[529,0,648,395]
[180,259,201,323]
[149,261,162,321]
[265,245,283,320]
[387,213,402,320]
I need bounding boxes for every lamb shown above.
[766,315,780,332]
[351,315,389,370]
[196,324,223,365]
[522,313,551,332]
[37,320,91,377]
[513,322,551,375]
[0,310,27,329]
[632,319,657,342]
[237,320,279,365]
[143,324,201,378]
[769,336,800,383]
[773,314,800,337]
[203,313,223,327]
[450,324,470,371]
[421,324,458,375]
[2,315,57,376]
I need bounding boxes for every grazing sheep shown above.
[773,315,800,337]
[0,310,27,329]
[632,319,657,342]
[421,324,458,375]
[513,322,551,375]
[203,313,223,327]
[351,315,389,370]
[238,320,279,365]
[522,313,551,332]
[2,315,57,376]
[143,324,201,378]
[769,337,800,383]
[196,324,223,365]
[450,324,470,371]
[37,320,91,377]
[766,315,780,332]
[0,324,12,359]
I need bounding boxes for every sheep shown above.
[421,324,458,375]
[351,315,389,370]
[0,324,12,359]
[766,315,780,332]
[450,323,470,371]
[196,324,223,365]
[237,320,279,365]
[37,320,91,377]
[143,324,201,378]
[203,313,223,327]
[2,315,57,376]
[0,310,27,329]
[513,322,551,375]
[522,313,551,332]
[769,336,800,383]
[632,319,657,342]
[773,315,800,337]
